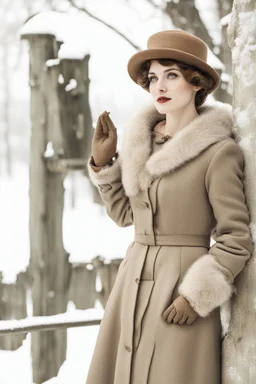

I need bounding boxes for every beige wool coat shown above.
[86,101,254,384]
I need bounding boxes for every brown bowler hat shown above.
[127,30,220,93]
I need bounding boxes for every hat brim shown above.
[127,49,220,93]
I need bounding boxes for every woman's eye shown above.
[148,76,157,82]
[148,73,177,82]
[167,72,177,79]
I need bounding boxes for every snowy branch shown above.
[144,0,220,60]
[68,0,141,50]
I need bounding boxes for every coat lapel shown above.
[120,101,235,197]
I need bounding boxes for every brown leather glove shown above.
[92,111,117,166]
[162,295,199,325]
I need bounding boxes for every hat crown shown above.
[147,30,208,62]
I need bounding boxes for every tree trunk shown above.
[222,1,256,383]
[164,0,231,103]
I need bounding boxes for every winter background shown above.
[0,0,227,382]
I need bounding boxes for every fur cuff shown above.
[178,254,234,318]
[87,155,122,187]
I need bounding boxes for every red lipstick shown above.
[157,97,171,103]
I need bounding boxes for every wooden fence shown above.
[0,256,121,339]
[18,23,101,383]
[0,313,102,335]
[0,14,125,384]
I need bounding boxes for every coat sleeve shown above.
[87,153,133,227]
[178,140,254,317]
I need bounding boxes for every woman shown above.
[86,30,254,384]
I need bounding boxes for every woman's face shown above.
[148,60,198,114]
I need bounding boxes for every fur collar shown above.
[120,101,235,197]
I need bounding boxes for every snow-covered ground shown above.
[0,162,133,383]
[0,322,100,383]
[0,306,104,383]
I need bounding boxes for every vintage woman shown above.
[86,30,253,384]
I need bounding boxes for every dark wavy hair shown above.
[137,58,214,108]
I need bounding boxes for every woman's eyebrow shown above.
[148,68,181,75]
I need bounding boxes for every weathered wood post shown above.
[222,1,256,383]
[92,256,122,308]
[20,32,70,383]
[0,271,28,350]
[69,263,96,309]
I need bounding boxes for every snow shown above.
[0,320,100,384]
[0,162,119,382]
[250,222,256,245]
[0,163,134,283]
[58,40,90,61]
[44,141,55,157]
[20,11,66,41]
[195,0,221,45]
[20,3,222,71]
[46,59,60,68]
[58,74,64,84]
[207,47,225,70]
[221,72,231,82]
[65,79,77,92]
[0,336,32,384]
[233,104,256,139]
[0,166,30,283]
[0,308,103,332]
[232,11,256,86]
[234,107,251,130]
[227,367,243,383]
[220,13,231,26]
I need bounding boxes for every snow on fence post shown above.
[222,2,256,383]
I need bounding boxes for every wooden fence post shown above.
[68,263,97,309]
[0,271,28,350]
[21,26,101,381]
[21,33,70,384]
[92,257,122,308]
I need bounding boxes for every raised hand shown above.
[162,295,199,325]
[92,111,118,166]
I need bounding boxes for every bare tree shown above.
[68,0,140,50]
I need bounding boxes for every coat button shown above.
[135,278,140,284]
[125,345,131,352]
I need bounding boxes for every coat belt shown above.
[134,234,210,247]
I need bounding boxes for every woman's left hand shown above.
[162,295,199,325]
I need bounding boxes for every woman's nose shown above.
[157,78,167,92]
